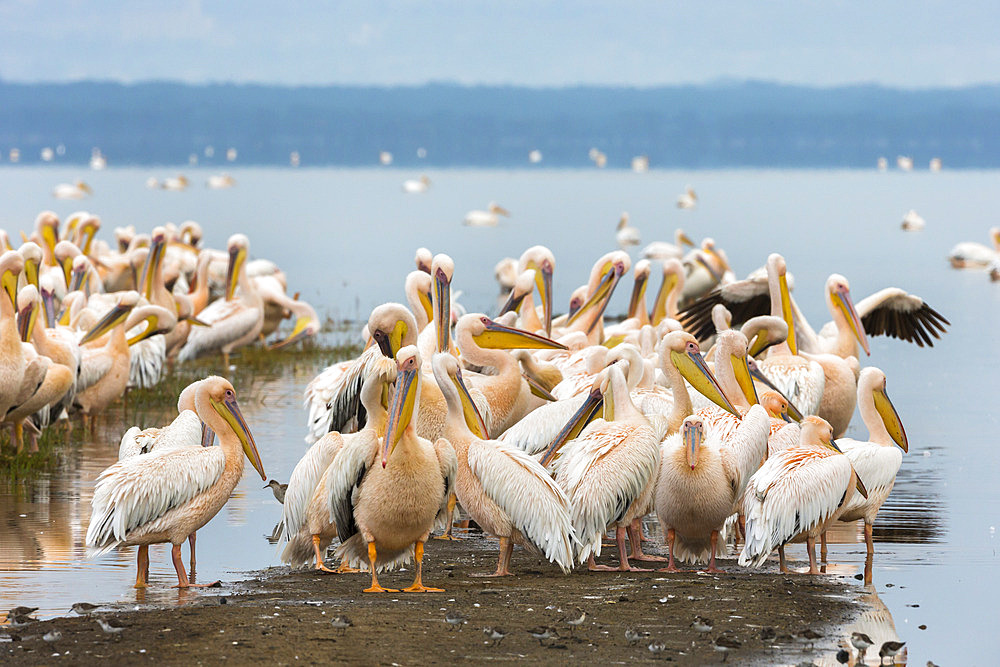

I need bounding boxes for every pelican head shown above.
[494,257,519,291]
[54,240,80,289]
[38,273,57,327]
[682,416,705,470]
[539,381,604,468]
[675,228,695,248]
[77,215,101,255]
[225,234,250,301]
[488,202,510,217]
[114,225,136,253]
[404,271,433,328]
[716,330,759,406]
[80,291,141,344]
[16,285,40,342]
[651,258,684,325]
[861,367,908,452]
[383,346,421,467]
[800,416,839,450]
[35,211,60,260]
[741,315,788,358]
[0,250,25,308]
[826,274,870,356]
[70,255,92,292]
[518,245,555,334]
[432,352,488,438]
[499,269,535,317]
[368,303,418,360]
[268,300,320,349]
[747,357,803,421]
[759,390,791,422]
[201,376,265,480]
[662,331,740,417]
[462,314,567,351]
[18,242,42,289]
[566,285,587,320]
[415,247,433,274]
[179,220,203,247]
[431,253,454,353]
[627,259,651,320]
[568,251,630,331]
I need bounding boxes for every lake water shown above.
[1,166,999,663]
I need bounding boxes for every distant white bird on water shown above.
[948,227,1000,268]
[529,149,543,164]
[53,181,92,199]
[677,186,698,209]
[464,202,510,227]
[615,212,640,248]
[207,173,236,189]
[402,175,431,193]
[641,229,695,261]
[379,151,393,165]
[900,210,925,231]
[896,156,913,171]
[162,175,189,191]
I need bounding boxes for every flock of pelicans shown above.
[68,226,955,616]
[0,210,318,453]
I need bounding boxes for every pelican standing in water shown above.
[463,202,510,227]
[328,346,456,592]
[432,352,575,576]
[86,376,265,588]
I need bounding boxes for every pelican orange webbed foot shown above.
[402,541,444,592]
[171,545,220,588]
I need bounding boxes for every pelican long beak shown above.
[185,314,210,327]
[383,365,418,467]
[695,254,723,283]
[433,266,452,354]
[730,353,759,406]
[627,271,648,320]
[539,386,603,468]
[212,393,265,480]
[69,265,89,293]
[18,300,38,343]
[41,225,58,262]
[450,368,489,438]
[567,261,626,332]
[473,318,567,350]
[778,272,797,355]
[24,259,39,289]
[141,238,164,299]
[684,425,702,470]
[853,466,869,498]
[832,286,870,357]
[226,244,246,301]
[201,423,216,447]
[498,287,527,316]
[679,231,695,248]
[528,259,554,335]
[748,359,803,422]
[651,272,678,325]
[61,256,74,290]
[268,316,315,349]
[41,290,56,328]
[523,373,558,402]
[80,223,97,255]
[126,313,167,345]
[873,387,908,452]
[418,288,433,325]
[670,347,740,417]
[80,302,133,344]
[2,269,18,308]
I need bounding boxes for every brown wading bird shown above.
[329,346,457,593]
[86,376,265,588]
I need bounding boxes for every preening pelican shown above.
[463,202,510,227]
[655,409,769,572]
[739,416,866,574]
[329,346,457,592]
[53,181,92,200]
[402,175,431,193]
[948,227,1000,268]
[677,186,698,209]
[834,367,908,561]
[177,234,263,367]
[641,229,695,261]
[86,376,265,588]
[615,213,640,248]
[433,353,575,576]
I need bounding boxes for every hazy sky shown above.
[2,1,998,87]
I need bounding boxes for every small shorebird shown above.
[70,602,101,616]
[445,611,468,630]
[8,606,38,618]
[647,641,667,655]
[760,627,776,642]
[96,618,126,634]
[714,635,741,661]
[330,616,353,633]
[264,479,287,503]
[691,616,713,634]
[795,628,822,647]
[483,626,507,646]
[528,627,558,645]
[43,630,62,642]
[879,641,906,664]
[564,609,586,633]
[625,628,650,645]
[851,631,874,658]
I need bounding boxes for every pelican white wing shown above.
[468,439,576,571]
[177,299,262,362]
[497,394,589,455]
[118,410,202,459]
[280,432,344,541]
[720,404,770,500]
[325,430,379,543]
[86,446,226,557]
[432,439,458,532]
[838,439,902,520]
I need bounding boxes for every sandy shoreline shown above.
[2,531,866,665]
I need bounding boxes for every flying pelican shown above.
[739,416,867,574]
[53,181,92,200]
[641,229,695,261]
[280,363,394,572]
[402,175,431,193]
[676,186,698,209]
[545,362,661,572]
[900,210,925,231]
[86,376,265,588]
[328,346,456,592]
[655,409,769,572]
[463,202,510,227]
[177,234,263,367]
[432,352,574,576]
[615,213,641,248]
[948,227,1000,268]
[833,367,908,565]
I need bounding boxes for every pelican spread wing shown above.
[468,439,575,571]
[852,288,950,347]
[86,446,226,557]
[739,447,852,567]
[678,278,771,341]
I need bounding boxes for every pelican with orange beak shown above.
[329,346,456,592]
[86,376,265,588]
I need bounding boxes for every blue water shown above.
[1,166,998,663]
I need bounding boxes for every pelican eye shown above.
[686,342,699,353]
[225,389,234,398]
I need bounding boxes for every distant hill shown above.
[2,80,999,168]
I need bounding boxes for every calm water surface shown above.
[1,166,999,663]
